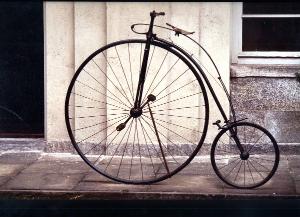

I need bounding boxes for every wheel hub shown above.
[130,108,143,118]
[240,151,249,160]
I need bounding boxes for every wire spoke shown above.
[141,116,181,166]
[155,79,198,103]
[74,114,128,131]
[148,57,180,96]
[224,158,242,178]
[144,105,203,113]
[70,105,126,111]
[243,125,247,149]
[250,157,271,172]
[92,130,121,166]
[115,46,135,101]
[138,118,157,178]
[104,118,133,173]
[247,132,266,153]
[141,50,169,104]
[136,119,144,180]
[151,92,202,108]
[139,117,167,170]
[75,79,130,109]
[243,160,246,186]
[218,156,240,170]
[218,139,240,155]
[83,129,117,155]
[223,131,246,153]
[217,140,240,155]
[92,59,133,107]
[71,92,128,111]
[117,119,134,178]
[71,113,128,120]
[247,160,255,184]
[234,160,243,182]
[129,119,138,180]
[248,159,265,180]
[102,53,133,106]
[82,68,130,109]
[155,68,190,98]
[248,126,257,144]
[143,114,198,146]
[142,117,190,156]
[142,114,202,133]
[145,112,203,120]
[77,115,127,145]
[127,43,135,100]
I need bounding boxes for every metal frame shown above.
[126,11,279,186]
[64,10,280,188]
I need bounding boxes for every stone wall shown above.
[231,64,300,150]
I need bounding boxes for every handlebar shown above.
[150,11,165,17]
[131,11,194,37]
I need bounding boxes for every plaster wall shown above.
[44,2,231,151]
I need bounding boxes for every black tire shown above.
[65,39,209,184]
[211,122,280,189]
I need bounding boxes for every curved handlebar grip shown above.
[130,24,147,35]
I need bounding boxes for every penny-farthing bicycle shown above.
[65,11,280,189]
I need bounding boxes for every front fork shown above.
[133,12,157,109]
[133,39,152,108]
[117,11,164,132]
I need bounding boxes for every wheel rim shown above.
[211,122,279,189]
[65,39,209,184]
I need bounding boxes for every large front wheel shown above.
[211,122,280,189]
[65,39,209,184]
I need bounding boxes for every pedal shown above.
[116,123,126,131]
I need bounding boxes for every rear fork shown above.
[213,119,249,159]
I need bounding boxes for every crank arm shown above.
[116,115,132,131]
[140,94,156,110]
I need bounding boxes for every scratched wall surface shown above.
[44,2,231,152]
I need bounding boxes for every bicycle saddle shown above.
[166,23,195,36]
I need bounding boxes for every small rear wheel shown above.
[211,122,280,189]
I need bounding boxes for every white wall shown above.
[44,2,75,141]
[44,2,231,147]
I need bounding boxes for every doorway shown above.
[0,2,44,137]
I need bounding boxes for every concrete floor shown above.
[0,150,299,200]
